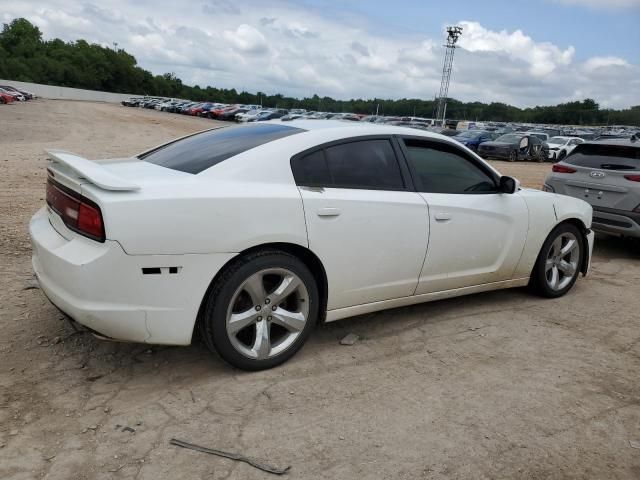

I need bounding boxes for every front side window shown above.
[402,139,498,194]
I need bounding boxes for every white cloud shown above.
[583,56,630,72]
[223,24,268,54]
[1,1,638,108]
[458,21,574,76]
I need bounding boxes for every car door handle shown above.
[317,207,341,217]
[434,212,452,222]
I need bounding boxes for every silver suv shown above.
[544,137,640,238]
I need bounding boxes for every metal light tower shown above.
[435,26,462,126]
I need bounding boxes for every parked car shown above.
[0,91,15,104]
[453,130,497,152]
[546,136,584,161]
[478,133,548,162]
[236,109,265,122]
[31,121,593,370]
[0,85,34,99]
[281,113,304,121]
[544,136,640,238]
[121,97,145,107]
[526,131,550,142]
[217,107,250,121]
[247,109,288,122]
[0,87,25,101]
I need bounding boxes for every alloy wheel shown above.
[545,232,580,291]
[226,268,309,360]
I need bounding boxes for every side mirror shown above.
[499,176,520,194]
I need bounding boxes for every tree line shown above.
[1,18,638,126]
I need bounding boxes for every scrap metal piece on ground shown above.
[340,333,360,346]
[169,438,290,475]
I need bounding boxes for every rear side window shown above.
[291,150,331,186]
[292,139,405,190]
[325,140,404,190]
[565,144,640,170]
[140,124,305,174]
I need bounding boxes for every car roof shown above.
[272,119,448,138]
[587,137,640,147]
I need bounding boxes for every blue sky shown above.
[2,0,639,107]
[320,0,640,62]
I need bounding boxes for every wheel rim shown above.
[545,232,580,291]
[226,268,309,360]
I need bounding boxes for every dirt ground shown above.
[1,100,639,480]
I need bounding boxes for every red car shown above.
[0,92,14,104]
[207,105,235,119]
[188,102,213,116]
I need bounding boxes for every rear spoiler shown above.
[45,149,140,191]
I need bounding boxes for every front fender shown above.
[553,193,593,229]
[512,190,592,278]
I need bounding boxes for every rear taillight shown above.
[552,164,576,173]
[46,178,105,242]
[624,175,640,182]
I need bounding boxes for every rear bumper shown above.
[30,208,235,345]
[592,206,640,238]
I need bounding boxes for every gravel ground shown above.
[1,100,639,480]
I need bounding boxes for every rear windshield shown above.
[565,144,640,170]
[140,124,305,173]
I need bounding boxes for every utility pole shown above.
[435,26,462,127]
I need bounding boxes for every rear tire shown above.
[558,150,566,161]
[530,223,584,298]
[508,150,517,162]
[200,250,319,371]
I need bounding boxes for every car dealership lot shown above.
[1,101,639,479]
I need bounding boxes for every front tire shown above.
[530,223,584,298]
[508,150,517,162]
[200,250,319,370]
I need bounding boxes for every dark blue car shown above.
[453,130,497,152]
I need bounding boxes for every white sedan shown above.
[30,121,594,370]
[547,136,584,160]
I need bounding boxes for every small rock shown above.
[340,333,360,346]
[9,429,19,436]
[23,280,40,290]
[338,435,345,440]
[630,440,640,449]
[52,336,61,345]
[104,406,111,414]
[87,425,98,430]
[289,391,294,395]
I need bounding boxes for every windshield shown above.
[565,144,640,170]
[548,137,567,145]
[495,134,523,143]
[140,124,305,174]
